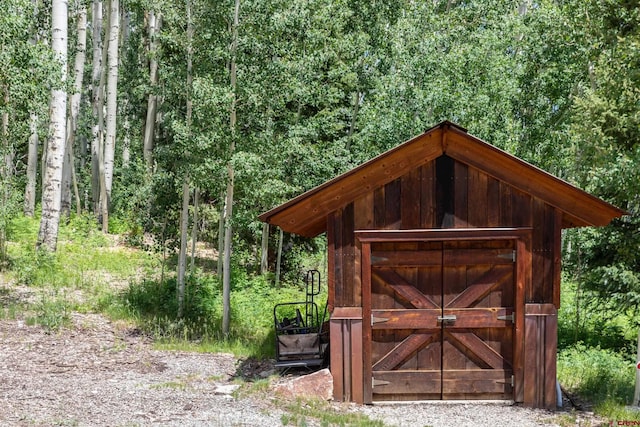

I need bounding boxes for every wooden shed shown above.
[259,121,625,408]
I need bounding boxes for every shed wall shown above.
[328,155,561,311]
[328,155,561,407]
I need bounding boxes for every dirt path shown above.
[0,312,607,427]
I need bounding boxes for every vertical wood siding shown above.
[331,156,561,309]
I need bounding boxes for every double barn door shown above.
[362,232,519,402]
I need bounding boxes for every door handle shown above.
[437,314,456,323]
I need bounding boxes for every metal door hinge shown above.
[372,378,390,388]
[497,375,514,387]
[372,315,389,325]
[497,313,514,323]
[498,250,516,262]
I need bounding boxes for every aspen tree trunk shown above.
[120,9,130,167]
[24,113,39,216]
[275,227,283,288]
[91,0,103,213]
[217,199,224,276]
[143,10,160,170]
[1,88,10,179]
[177,0,194,319]
[38,0,68,252]
[260,223,269,274]
[177,179,190,319]
[104,0,119,199]
[190,188,199,273]
[61,4,87,219]
[222,0,240,337]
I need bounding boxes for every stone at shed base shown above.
[273,368,333,401]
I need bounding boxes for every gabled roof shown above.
[259,121,626,237]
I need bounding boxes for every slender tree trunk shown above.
[91,0,103,213]
[143,10,160,170]
[177,0,194,319]
[104,0,119,199]
[260,223,269,274]
[24,113,39,216]
[61,3,87,219]
[60,120,73,219]
[1,88,9,179]
[38,0,68,252]
[222,0,240,338]
[217,198,224,276]
[190,188,199,273]
[177,178,190,319]
[275,227,283,288]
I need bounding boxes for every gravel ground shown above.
[0,311,604,426]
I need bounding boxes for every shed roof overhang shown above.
[259,121,627,237]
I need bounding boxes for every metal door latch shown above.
[437,314,457,323]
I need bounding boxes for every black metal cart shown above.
[273,270,328,371]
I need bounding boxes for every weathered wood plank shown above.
[487,176,501,227]
[385,178,402,228]
[373,269,439,309]
[401,168,422,229]
[330,319,345,401]
[355,228,533,243]
[544,308,558,409]
[531,198,545,303]
[442,369,513,395]
[327,212,336,312]
[553,208,562,308]
[454,161,468,228]
[443,249,515,265]
[373,333,438,371]
[361,242,373,403]
[343,202,356,306]
[446,267,512,308]
[446,331,509,370]
[371,309,441,330]
[351,319,364,404]
[514,235,530,403]
[373,185,386,229]
[420,163,436,228]
[440,308,514,329]
[371,250,441,266]
[372,370,441,395]
[467,166,488,227]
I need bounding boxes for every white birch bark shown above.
[143,10,160,170]
[104,0,119,199]
[37,0,68,252]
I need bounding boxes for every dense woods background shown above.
[0,0,639,349]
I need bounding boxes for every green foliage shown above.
[122,269,313,357]
[558,280,636,355]
[27,288,72,331]
[557,344,635,407]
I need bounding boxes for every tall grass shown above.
[558,279,640,421]
[122,269,326,357]
[2,214,326,358]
